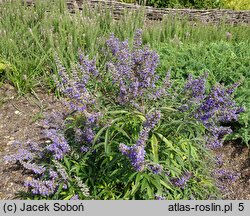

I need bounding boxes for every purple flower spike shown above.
[45,129,70,160]
[24,178,57,196]
[143,111,161,130]
[49,169,58,180]
[21,162,46,174]
[54,55,97,113]
[80,146,89,153]
[70,194,79,200]
[119,110,161,171]
[215,154,223,166]
[148,163,163,174]
[185,73,207,102]
[120,143,146,172]
[155,194,166,200]
[105,29,161,105]
[171,172,193,189]
[213,169,240,183]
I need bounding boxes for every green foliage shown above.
[0,58,15,80]
[1,0,249,201]
[136,0,224,8]
[7,25,244,199]
[118,0,250,9]
[141,0,179,8]
[22,90,218,200]
[120,0,137,3]
[157,40,250,145]
[123,0,250,10]
[222,0,250,10]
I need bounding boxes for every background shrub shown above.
[122,0,224,9]
[122,0,250,10]
[223,0,250,10]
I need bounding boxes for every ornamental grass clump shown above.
[5,30,243,200]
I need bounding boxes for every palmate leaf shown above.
[141,178,149,193]
[163,156,182,176]
[127,172,138,183]
[106,110,129,115]
[63,156,71,170]
[160,106,177,112]
[70,162,81,176]
[104,127,110,154]
[175,155,185,168]
[132,173,156,199]
[155,132,178,153]
[63,194,74,200]
[148,176,162,191]
[187,142,198,160]
[93,125,109,144]
[53,182,65,199]
[133,111,146,122]
[110,116,127,124]
[140,174,166,199]
[109,168,120,178]
[123,172,138,199]
[159,161,181,175]
[146,184,154,199]
[150,134,159,162]
[112,125,131,140]
[190,137,212,159]
[129,173,143,197]
[99,154,121,173]
[93,142,105,150]
[160,180,173,191]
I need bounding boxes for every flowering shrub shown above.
[4,30,243,200]
[183,75,244,149]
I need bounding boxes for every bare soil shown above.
[0,83,66,199]
[0,83,249,200]
[214,141,250,199]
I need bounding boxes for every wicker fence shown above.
[66,0,250,24]
[1,0,250,24]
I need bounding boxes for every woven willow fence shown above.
[1,0,250,24]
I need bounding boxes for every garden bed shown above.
[0,0,249,200]
[0,76,249,199]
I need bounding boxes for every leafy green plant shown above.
[0,58,15,80]
[135,0,223,8]
[157,41,250,145]
[222,0,250,10]
[5,31,243,200]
